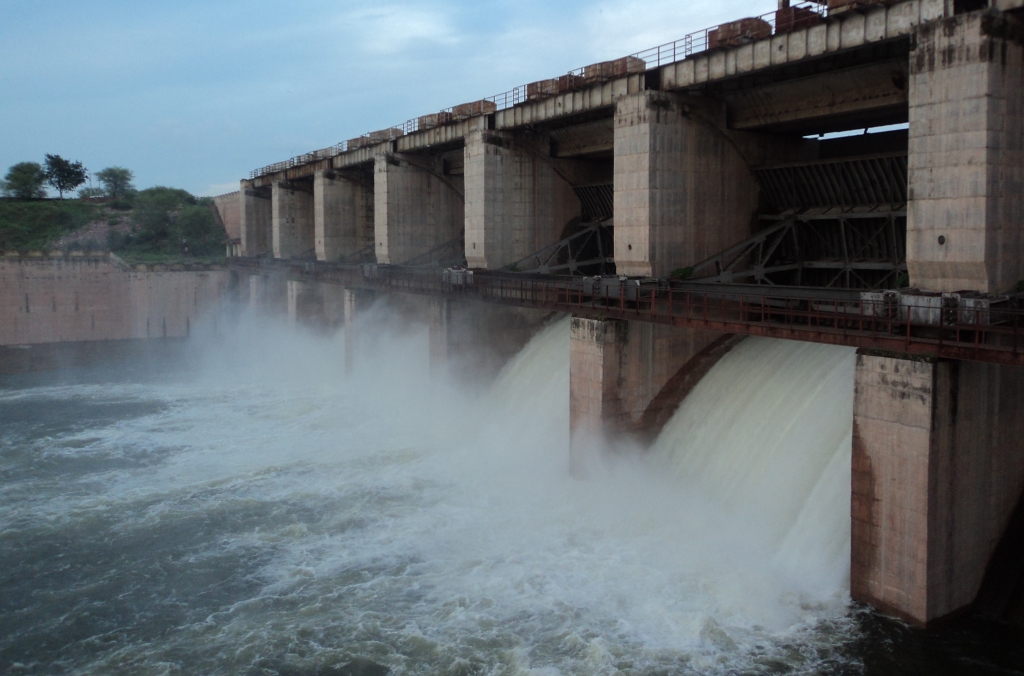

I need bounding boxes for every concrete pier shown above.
[286,280,346,330]
[374,153,464,265]
[852,351,1024,625]
[613,93,761,278]
[907,12,1024,293]
[569,316,725,466]
[314,170,374,262]
[464,130,581,269]
[342,288,374,374]
[248,273,288,316]
[240,187,272,257]
[272,179,315,260]
[429,296,551,380]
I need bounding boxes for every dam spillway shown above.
[3,314,1021,672]
[3,0,1024,660]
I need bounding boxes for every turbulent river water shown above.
[1,311,1023,675]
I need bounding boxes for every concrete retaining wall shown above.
[0,255,231,346]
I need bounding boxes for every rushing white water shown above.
[0,310,863,675]
[650,337,856,599]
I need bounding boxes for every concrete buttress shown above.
[343,288,374,374]
[314,170,374,262]
[240,185,272,258]
[428,296,551,381]
[907,11,1024,293]
[569,315,725,469]
[463,130,581,269]
[612,92,762,278]
[287,280,346,330]
[272,180,315,260]
[248,273,288,316]
[852,351,1024,625]
[374,152,464,265]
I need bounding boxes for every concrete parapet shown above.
[907,11,1024,293]
[463,130,581,269]
[240,185,272,257]
[374,153,464,265]
[660,0,947,91]
[852,350,1024,625]
[612,92,761,278]
[272,180,315,260]
[314,170,374,262]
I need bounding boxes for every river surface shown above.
[1,312,1022,675]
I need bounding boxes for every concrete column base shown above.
[852,350,1024,625]
[569,315,726,471]
[428,298,451,377]
[342,289,374,374]
[286,281,346,331]
[248,274,287,316]
[427,297,551,382]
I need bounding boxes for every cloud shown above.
[583,0,778,56]
[0,0,787,195]
[343,4,461,55]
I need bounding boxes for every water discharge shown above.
[0,311,874,674]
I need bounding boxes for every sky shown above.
[0,0,777,197]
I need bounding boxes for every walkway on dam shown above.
[231,258,1024,367]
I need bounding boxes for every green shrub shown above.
[0,200,98,250]
[108,187,224,260]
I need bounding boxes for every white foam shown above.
[4,312,861,674]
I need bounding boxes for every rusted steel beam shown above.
[228,258,1024,367]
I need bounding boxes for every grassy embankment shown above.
[0,194,226,265]
[0,200,100,250]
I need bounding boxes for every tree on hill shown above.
[44,154,87,199]
[95,166,135,199]
[2,162,47,199]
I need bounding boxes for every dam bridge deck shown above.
[231,258,1024,367]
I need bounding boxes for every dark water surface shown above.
[1,327,1022,676]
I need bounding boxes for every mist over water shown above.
[0,307,880,674]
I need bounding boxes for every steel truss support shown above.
[684,208,907,289]
[508,222,615,275]
[402,237,467,268]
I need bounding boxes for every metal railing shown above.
[231,257,1024,367]
[248,2,828,180]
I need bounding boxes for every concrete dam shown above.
[4,0,1024,668]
